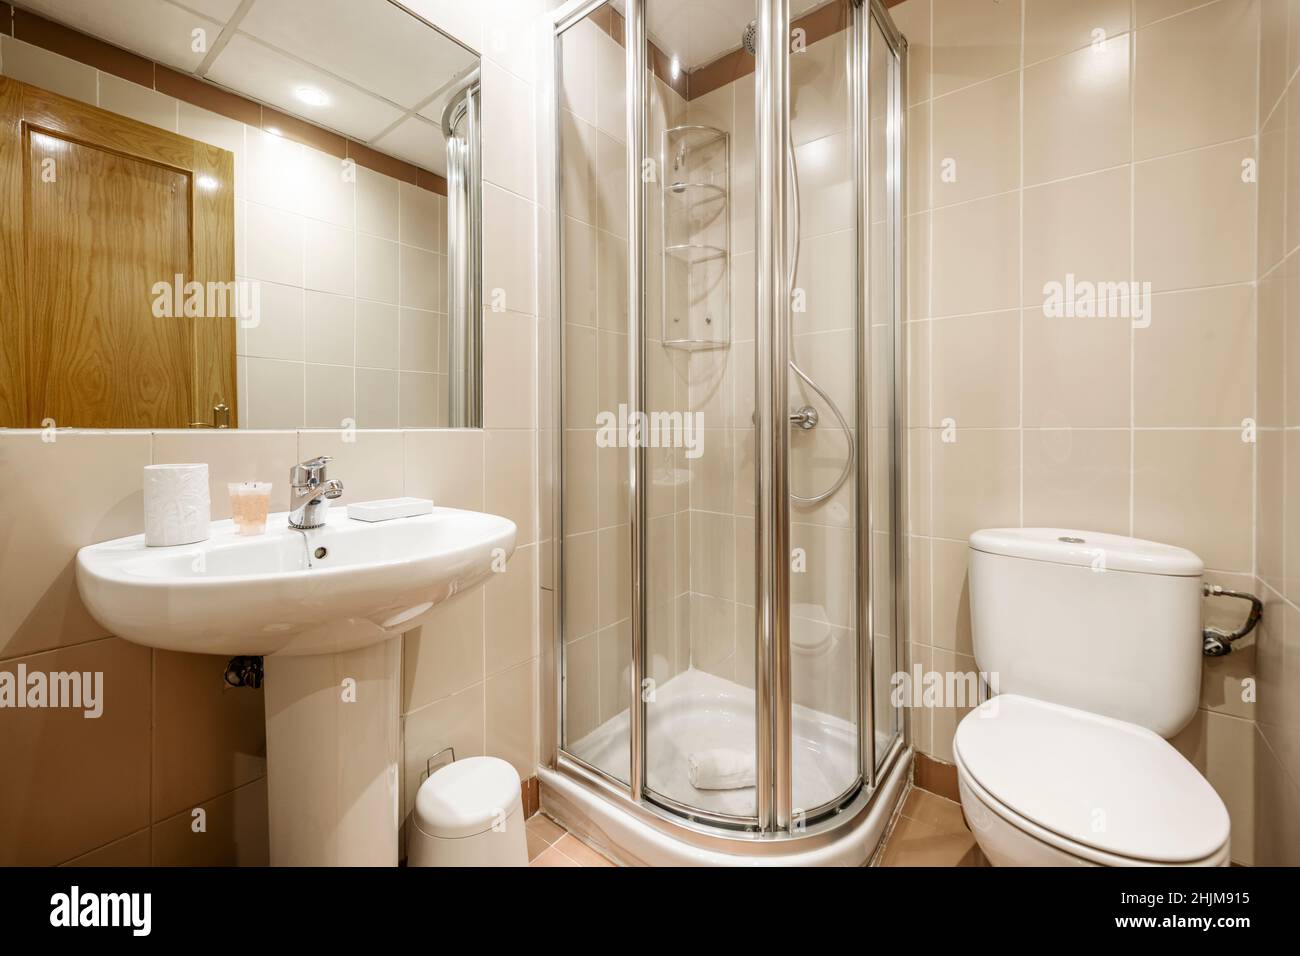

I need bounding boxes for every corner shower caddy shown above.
[661,124,730,350]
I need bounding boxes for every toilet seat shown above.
[954,695,1230,865]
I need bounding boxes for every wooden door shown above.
[0,76,236,428]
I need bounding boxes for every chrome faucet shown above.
[288,456,344,529]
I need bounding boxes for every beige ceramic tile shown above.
[0,431,152,659]
[151,778,268,867]
[931,72,1019,206]
[1133,429,1253,572]
[931,0,1022,98]
[1024,0,1131,63]
[1023,36,1131,184]
[1022,428,1130,535]
[151,430,298,521]
[1021,304,1132,427]
[931,190,1019,317]
[402,589,485,713]
[402,429,484,510]
[1022,166,1131,305]
[1135,138,1256,293]
[1134,0,1258,160]
[929,311,1020,427]
[485,658,537,779]
[929,428,1020,540]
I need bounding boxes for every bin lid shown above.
[415,756,523,838]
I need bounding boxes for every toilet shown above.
[954,529,1232,867]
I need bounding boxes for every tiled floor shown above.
[525,811,616,867]
[878,787,988,866]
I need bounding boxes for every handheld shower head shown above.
[742,20,757,55]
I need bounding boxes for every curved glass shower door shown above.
[552,0,905,838]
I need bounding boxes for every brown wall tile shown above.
[151,778,269,866]
[0,638,151,865]
[155,65,261,127]
[913,752,961,803]
[152,650,267,822]
[262,106,346,158]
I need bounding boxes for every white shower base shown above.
[568,667,888,817]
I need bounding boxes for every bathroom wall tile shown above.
[1260,0,1290,123]
[246,129,306,214]
[931,190,1019,317]
[356,368,400,429]
[178,102,246,194]
[930,428,1021,540]
[1286,251,1300,426]
[1134,138,1257,293]
[402,683,485,820]
[0,36,97,104]
[300,148,354,229]
[60,829,151,867]
[1022,166,1131,305]
[931,0,1022,97]
[1171,709,1256,865]
[487,544,536,675]
[403,429,484,510]
[0,431,151,659]
[931,72,1019,206]
[483,310,537,429]
[1134,285,1256,427]
[1022,428,1130,535]
[486,659,537,779]
[482,57,537,201]
[295,429,403,506]
[1134,0,1258,160]
[930,538,973,656]
[929,311,1020,427]
[304,363,355,429]
[151,429,298,521]
[928,648,978,763]
[791,31,849,148]
[794,130,854,239]
[1287,432,1300,604]
[244,358,304,428]
[399,244,439,312]
[305,291,355,367]
[1257,431,1284,592]
[1136,0,1214,25]
[907,103,931,214]
[1024,35,1128,184]
[485,427,536,544]
[402,589,485,711]
[243,280,304,362]
[246,203,305,288]
[304,220,356,298]
[906,212,930,320]
[1253,726,1300,865]
[152,650,266,822]
[563,532,598,641]
[356,165,400,240]
[483,183,536,316]
[1133,429,1253,572]
[356,235,400,305]
[97,74,178,132]
[399,307,440,374]
[1021,304,1132,427]
[1023,0,1131,64]
[356,299,400,370]
[150,778,268,867]
[398,181,440,252]
[597,524,631,630]
[0,639,151,865]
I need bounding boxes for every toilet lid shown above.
[954,695,1230,863]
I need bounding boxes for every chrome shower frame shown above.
[442,69,482,428]
[542,0,910,855]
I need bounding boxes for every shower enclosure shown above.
[543,0,907,860]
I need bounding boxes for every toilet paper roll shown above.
[143,463,211,547]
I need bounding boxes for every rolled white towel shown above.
[687,748,756,790]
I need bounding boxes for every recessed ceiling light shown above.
[294,86,330,107]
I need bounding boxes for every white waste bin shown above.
[408,756,528,867]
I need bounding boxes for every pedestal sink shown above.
[76,506,516,866]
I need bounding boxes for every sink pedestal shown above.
[264,638,402,866]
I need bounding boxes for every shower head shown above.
[741,20,757,56]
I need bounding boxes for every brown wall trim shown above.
[688,0,851,101]
[5,4,447,194]
[913,752,961,803]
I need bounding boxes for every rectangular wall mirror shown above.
[0,0,482,430]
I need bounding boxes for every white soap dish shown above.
[347,497,434,522]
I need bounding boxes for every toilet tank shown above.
[968,529,1204,738]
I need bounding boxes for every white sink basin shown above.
[76,506,516,657]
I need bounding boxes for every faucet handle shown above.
[291,455,333,486]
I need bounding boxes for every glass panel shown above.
[867,12,902,770]
[641,0,759,821]
[559,2,631,785]
[787,0,861,812]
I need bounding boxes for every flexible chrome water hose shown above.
[786,132,856,506]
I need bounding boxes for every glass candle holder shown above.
[228,481,273,535]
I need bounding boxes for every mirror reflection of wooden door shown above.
[0,76,236,428]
